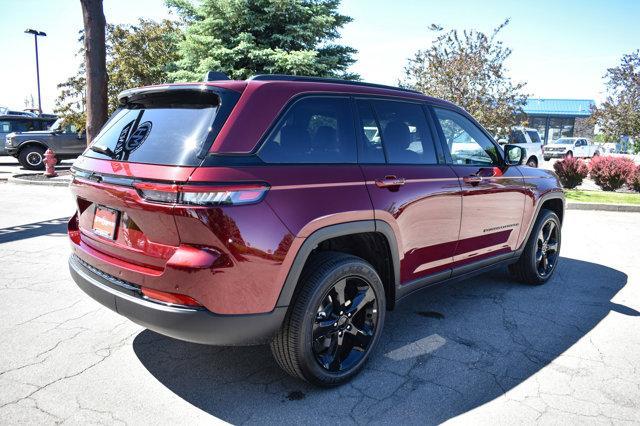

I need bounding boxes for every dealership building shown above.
[521,98,595,144]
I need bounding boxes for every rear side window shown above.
[509,130,527,144]
[526,130,541,143]
[356,101,385,163]
[371,100,437,164]
[86,91,221,166]
[10,120,36,132]
[259,97,356,164]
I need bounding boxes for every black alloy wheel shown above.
[535,219,559,277]
[271,252,386,386]
[312,276,378,372]
[509,209,561,285]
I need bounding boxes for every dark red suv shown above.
[68,75,564,386]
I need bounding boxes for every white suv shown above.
[498,127,544,167]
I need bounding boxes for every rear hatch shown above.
[69,85,242,276]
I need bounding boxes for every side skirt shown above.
[395,250,521,305]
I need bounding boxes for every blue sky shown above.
[1,0,638,112]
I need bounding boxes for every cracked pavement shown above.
[1,182,639,425]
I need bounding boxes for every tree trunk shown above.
[80,0,107,145]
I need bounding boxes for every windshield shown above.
[554,138,576,145]
[85,91,223,166]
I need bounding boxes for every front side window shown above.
[370,100,437,164]
[434,107,499,166]
[259,97,356,164]
[10,120,35,132]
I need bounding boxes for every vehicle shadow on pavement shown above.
[133,257,637,424]
[0,217,70,244]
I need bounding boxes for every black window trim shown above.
[426,103,506,167]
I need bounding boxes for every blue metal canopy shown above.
[523,98,595,117]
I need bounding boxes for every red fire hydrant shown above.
[43,148,58,178]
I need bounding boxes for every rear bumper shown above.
[68,254,286,346]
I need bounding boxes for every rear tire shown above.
[270,252,386,387]
[526,157,538,168]
[544,156,551,161]
[565,151,573,159]
[509,209,561,285]
[18,145,46,170]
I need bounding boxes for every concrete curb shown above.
[8,174,71,187]
[567,201,640,212]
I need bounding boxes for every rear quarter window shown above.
[258,96,357,164]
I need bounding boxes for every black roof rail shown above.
[248,74,422,94]
[204,71,230,82]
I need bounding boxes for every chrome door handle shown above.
[375,175,406,188]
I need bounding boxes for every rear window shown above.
[85,91,223,166]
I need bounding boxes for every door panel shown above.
[361,165,462,282]
[355,98,462,283]
[432,106,526,267]
[448,165,525,266]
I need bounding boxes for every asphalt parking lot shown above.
[1,182,639,425]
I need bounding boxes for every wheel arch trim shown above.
[275,220,400,308]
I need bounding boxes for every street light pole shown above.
[24,29,46,115]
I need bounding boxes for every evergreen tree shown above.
[167,0,357,81]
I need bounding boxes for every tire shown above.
[564,151,573,159]
[526,157,538,168]
[544,156,551,161]
[270,251,386,387]
[593,151,599,157]
[18,145,46,170]
[509,209,561,285]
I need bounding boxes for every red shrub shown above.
[629,165,640,192]
[589,156,636,191]
[553,157,589,189]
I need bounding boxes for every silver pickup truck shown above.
[4,118,86,170]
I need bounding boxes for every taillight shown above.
[140,287,203,307]
[133,182,268,206]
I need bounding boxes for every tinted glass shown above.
[259,97,356,164]
[356,100,385,163]
[526,130,541,143]
[371,100,437,164]
[85,92,219,165]
[434,108,499,166]
[11,120,36,132]
[509,130,528,144]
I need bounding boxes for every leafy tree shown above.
[401,20,527,136]
[55,19,180,131]
[592,50,640,153]
[167,0,357,81]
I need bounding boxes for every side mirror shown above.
[504,144,525,165]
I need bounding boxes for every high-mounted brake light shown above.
[133,182,268,206]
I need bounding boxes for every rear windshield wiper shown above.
[89,145,115,158]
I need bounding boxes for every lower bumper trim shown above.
[69,255,286,346]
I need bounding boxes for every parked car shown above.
[68,75,565,386]
[543,137,600,160]
[497,127,544,167]
[4,118,85,170]
[0,114,55,156]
